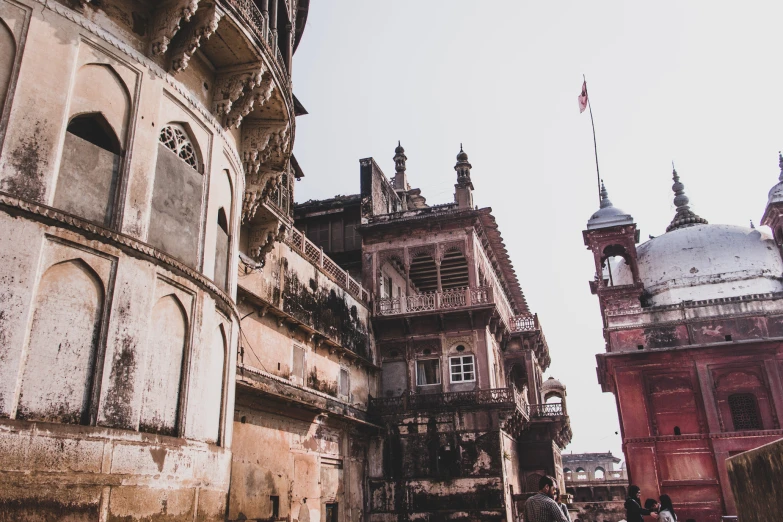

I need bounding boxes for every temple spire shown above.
[598,180,613,209]
[778,151,783,182]
[666,164,708,232]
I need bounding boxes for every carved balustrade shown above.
[530,402,567,418]
[375,287,538,333]
[284,226,369,303]
[370,387,530,418]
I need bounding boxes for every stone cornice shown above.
[624,428,783,444]
[0,191,239,321]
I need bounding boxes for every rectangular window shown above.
[325,503,338,522]
[384,275,393,299]
[450,355,475,383]
[292,344,305,385]
[344,220,360,250]
[416,359,441,386]
[339,367,350,397]
[270,496,280,519]
[318,221,330,250]
[331,219,344,253]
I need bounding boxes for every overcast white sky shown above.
[290,1,783,462]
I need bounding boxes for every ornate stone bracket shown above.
[248,223,287,265]
[241,122,291,179]
[171,2,223,73]
[225,77,276,129]
[212,66,264,117]
[150,0,201,56]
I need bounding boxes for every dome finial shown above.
[666,164,708,232]
[599,179,613,209]
[778,151,783,182]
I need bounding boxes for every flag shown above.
[578,80,588,113]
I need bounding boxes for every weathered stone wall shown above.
[0,0,268,518]
[726,437,783,522]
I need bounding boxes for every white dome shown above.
[611,224,783,306]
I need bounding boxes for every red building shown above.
[583,164,783,521]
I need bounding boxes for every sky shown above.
[289,1,783,463]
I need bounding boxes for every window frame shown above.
[449,354,476,383]
[415,358,441,387]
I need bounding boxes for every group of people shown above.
[624,485,678,522]
[523,476,678,522]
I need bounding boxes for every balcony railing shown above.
[376,287,539,332]
[221,0,292,91]
[285,226,370,303]
[370,387,529,417]
[530,402,567,418]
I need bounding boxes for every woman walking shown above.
[657,494,677,522]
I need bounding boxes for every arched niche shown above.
[17,259,105,425]
[148,122,204,269]
[601,244,635,287]
[0,17,15,116]
[213,169,233,292]
[139,294,188,436]
[440,248,469,290]
[201,324,227,444]
[594,467,605,479]
[55,112,123,226]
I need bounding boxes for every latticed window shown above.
[159,124,198,170]
[728,393,762,431]
[450,355,475,383]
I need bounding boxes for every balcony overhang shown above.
[236,364,381,430]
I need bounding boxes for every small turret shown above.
[454,144,474,209]
[392,141,408,191]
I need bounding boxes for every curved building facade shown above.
[0,0,305,519]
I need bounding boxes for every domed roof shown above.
[395,141,405,154]
[542,376,566,393]
[457,144,469,162]
[587,182,634,230]
[610,224,783,306]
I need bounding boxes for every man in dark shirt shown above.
[524,475,569,522]
[625,485,659,522]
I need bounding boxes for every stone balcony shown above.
[375,286,538,333]
[370,387,529,416]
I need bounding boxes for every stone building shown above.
[563,452,628,522]
[295,145,572,521]
[583,166,783,521]
[0,0,309,519]
[0,1,571,520]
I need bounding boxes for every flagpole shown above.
[584,74,601,205]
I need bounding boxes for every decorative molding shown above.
[150,0,201,55]
[0,191,239,321]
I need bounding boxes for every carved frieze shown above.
[150,0,201,56]
[171,2,223,73]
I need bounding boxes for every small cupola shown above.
[586,181,634,230]
[392,141,408,191]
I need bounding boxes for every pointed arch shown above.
[70,63,131,143]
[139,294,188,436]
[149,122,205,269]
[55,111,123,226]
[202,323,227,444]
[0,17,15,116]
[18,259,105,425]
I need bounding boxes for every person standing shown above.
[657,494,677,522]
[625,486,659,522]
[554,488,570,520]
[524,476,570,522]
